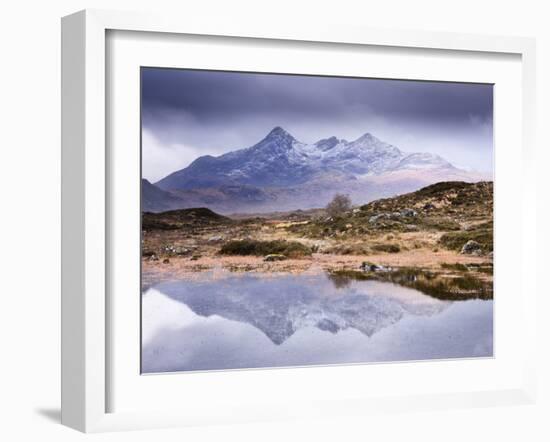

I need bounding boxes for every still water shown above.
[141,272,493,373]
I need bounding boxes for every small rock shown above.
[369,213,390,224]
[263,254,287,262]
[208,235,224,242]
[163,245,176,254]
[400,208,417,217]
[461,240,482,255]
[174,246,190,255]
[162,258,170,264]
[423,203,436,210]
[148,254,159,261]
[190,254,202,261]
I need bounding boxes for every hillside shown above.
[361,181,493,216]
[142,207,231,230]
[288,181,493,254]
[141,179,183,212]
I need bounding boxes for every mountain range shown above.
[143,127,489,213]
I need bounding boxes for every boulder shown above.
[162,245,193,255]
[400,208,417,217]
[460,240,482,255]
[174,246,190,255]
[369,213,390,224]
[162,245,176,254]
[360,261,392,272]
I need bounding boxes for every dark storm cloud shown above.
[141,67,493,181]
[142,68,492,124]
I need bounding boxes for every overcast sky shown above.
[142,68,493,182]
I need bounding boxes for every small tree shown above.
[326,193,352,218]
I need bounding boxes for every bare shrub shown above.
[326,194,352,218]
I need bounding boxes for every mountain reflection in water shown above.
[142,272,493,373]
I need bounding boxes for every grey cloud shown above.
[141,67,493,180]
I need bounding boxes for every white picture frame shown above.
[61,9,538,433]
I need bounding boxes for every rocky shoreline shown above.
[142,250,493,298]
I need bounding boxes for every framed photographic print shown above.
[61,9,538,432]
[140,68,495,374]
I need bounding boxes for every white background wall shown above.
[0,1,548,440]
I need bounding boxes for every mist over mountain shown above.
[144,127,489,213]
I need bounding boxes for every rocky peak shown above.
[352,132,384,146]
[262,126,296,144]
[315,136,340,151]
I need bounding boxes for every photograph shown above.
[140,68,494,374]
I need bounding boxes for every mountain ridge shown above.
[145,127,489,213]
[155,127,457,190]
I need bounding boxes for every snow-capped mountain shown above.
[145,127,488,213]
[155,126,456,190]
